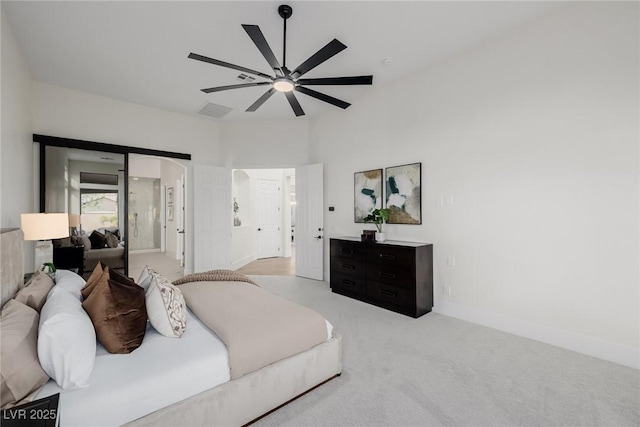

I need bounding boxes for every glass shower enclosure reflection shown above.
[128,177,161,251]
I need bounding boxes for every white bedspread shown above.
[36,309,230,427]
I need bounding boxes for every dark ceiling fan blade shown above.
[295,86,350,109]
[201,82,271,94]
[188,53,272,80]
[246,88,276,112]
[290,39,347,79]
[297,75,373,86]
[284,91,305,116]
[242,24,283,76]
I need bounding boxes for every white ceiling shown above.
[3,1,561,122]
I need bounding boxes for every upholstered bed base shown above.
[126,332,342,426]
[0,228,24,308]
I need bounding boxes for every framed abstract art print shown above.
[354,169,383,223]
[385,162,421,224]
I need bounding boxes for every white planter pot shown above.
[375,232,386,242]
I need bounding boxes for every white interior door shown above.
[194,165,230,272]
[256,179,281,259]
[295,164,324,280]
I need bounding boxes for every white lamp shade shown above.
[21,213,70,240]
[68,214,81,228]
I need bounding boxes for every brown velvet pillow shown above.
[15,270,54,312]
[82,266,147,354]
[80,262,105,300]
[108,268,136,288]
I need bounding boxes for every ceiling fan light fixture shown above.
[189,4,373,116]
[273,78,295,92]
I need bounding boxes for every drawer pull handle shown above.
[378,272,396,279]
[342,264,355,270]
[342,279,356,287]
[380,289,396,299]
[340,248,354,255]
[379,253,396,260]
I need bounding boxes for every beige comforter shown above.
[176,280,328,379]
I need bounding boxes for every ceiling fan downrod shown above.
[278,5,293,69]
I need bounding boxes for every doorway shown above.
[128,155,187,282]
[231,168,296,275]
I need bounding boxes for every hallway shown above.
[235,251,295,276]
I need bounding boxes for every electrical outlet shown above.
[447,256,456,267]
[442,284,451,296]
[435,195,444,206]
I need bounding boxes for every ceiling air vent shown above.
[236,74,256,83]
[197,102,233,119]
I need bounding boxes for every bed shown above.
[0,228,342,426]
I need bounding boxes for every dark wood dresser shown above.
[330,237,433,318]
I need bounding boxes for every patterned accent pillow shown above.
[146,271,186,338]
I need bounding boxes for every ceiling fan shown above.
[188,4,373,117]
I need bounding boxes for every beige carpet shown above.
[251,275,640,427]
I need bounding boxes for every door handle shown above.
[177,230,185,234]
[258,228,262,231]
[315,235,322,239]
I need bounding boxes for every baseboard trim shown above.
[231,255,255,270]
[434,300,639,370]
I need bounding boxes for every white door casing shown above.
[256,179,281,259]
[193,165,231,272]
[177,175,186,266]
[160,184,167,253]
[295,164,324,280]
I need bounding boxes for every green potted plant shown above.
[41,262,56,280]
[364,208,390,242]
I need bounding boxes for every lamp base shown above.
[34,240,53,272]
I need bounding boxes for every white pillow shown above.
[146,271,186,338]
[38,288,96,389]
[137,265,154,291]
[52,269,87,300]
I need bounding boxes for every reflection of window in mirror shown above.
[44,146,125,236]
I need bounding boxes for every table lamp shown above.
[68,213,81,236]
[21,213,69,271]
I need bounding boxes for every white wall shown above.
[31,82,223,274]
[311,2,639,367]
[129,157,161,179]
[220,119,310,168]
[1,11,34,268]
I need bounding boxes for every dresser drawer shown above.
[367,245,414,267]
[330,272,366,296]
[366,264,414,289]
[330,239,366,261]
[331,257,366,278]
[367,280,414,308]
